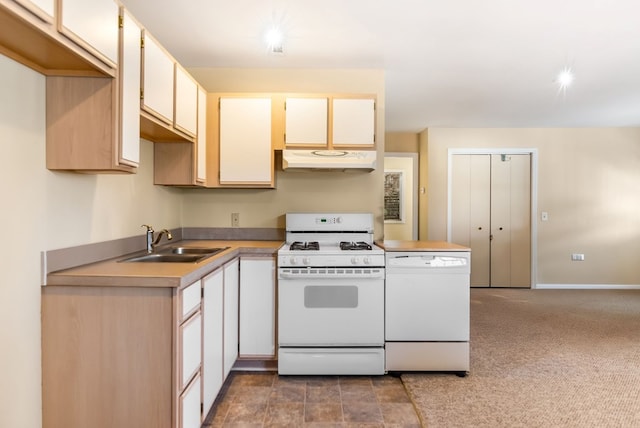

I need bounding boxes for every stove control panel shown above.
[278,253,385,268]
[315,216,342,225]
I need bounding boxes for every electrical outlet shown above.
[571,253,585,261]
[231,212,240,227]
[541,211,549,221]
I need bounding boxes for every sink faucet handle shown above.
[141,224,154,232]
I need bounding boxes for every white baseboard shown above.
[535,283,640,290]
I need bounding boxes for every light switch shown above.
[541,211,549,221]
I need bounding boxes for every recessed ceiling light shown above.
[265,26,284,54]
[556,67,574,91]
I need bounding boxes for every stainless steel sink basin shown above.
[121,253,207,263]
[119,246,229,263]
[170,247,228,255]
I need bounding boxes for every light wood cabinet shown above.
[58,0,119,67]
[0,0,115,76]
[223,259,239,376]
[202,268,224,415]
[174,63,198,137]
[284,95,376,149]
[239,256,276,357]
[45,6,140,172]
[180,375,201,428]
[332,97,376,146]
[12,0,53,21]
[205,95,275,188]
[140,30,198,144]
[153,84,207,186]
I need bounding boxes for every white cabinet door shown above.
[180,312,201,390]
[118,8,141,167]
[196,86,207,183]
[142,31,174,125]
[285,97,328,146]
[180,374,201,428]
[14,0,54,21]
[219,97,273,184]
[223,259,239,377]
[59,0,119,66]
[175,64,198,136]
[239,257,276,357]
[332,98,375,146]
[202,269,223,415]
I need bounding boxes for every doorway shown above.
[448,150,536,288]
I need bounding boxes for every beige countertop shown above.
[46,240,283,289]
[375,240,471,252]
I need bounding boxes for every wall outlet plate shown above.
[231,212,240,227]
[571,253,585,261]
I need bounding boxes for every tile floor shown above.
[202,371,423,427]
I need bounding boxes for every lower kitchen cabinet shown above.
[223,259,240,375]
[239,256,276,357]
[180,374,202,428]
[202,268,224,413]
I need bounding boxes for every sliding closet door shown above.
[451,153,531,288]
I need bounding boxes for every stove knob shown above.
[290,257,298,265]
[302,257,310,265]
[363,256,371,265]
[351,256,359,265]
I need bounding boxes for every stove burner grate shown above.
[289,241,320,251]
[340,241,372,251]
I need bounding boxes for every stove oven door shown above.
[278,270,384,346]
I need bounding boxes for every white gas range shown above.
[277,213,385,375]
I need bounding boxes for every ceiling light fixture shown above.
[265,26,284,54]
[556,67,574,92]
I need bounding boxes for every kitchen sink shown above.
[119,246,229,263]
[169,246,228,255]
[121,253,207,263]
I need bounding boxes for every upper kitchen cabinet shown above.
[0,0,115,76]
[282,95,376,149]
[332,97,376,147]
[206,94,275,188]
[284,96,328,147]
[46,6,140,173]
[154,84,207,186]
[58,0,119,68]
[140,30,197,143]
[12,0,53,21]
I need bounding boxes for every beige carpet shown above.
[401,288,640,428]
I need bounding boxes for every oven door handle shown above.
[278,270,385,280]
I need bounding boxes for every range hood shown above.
[282,149,376,171]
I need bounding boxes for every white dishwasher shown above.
[385,250,471,376]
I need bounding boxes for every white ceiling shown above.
[121,0,640,132]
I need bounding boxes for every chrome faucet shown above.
[141,224,173,253]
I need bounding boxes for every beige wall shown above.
[184,68,386,237]
[427,128,640,286]
[0,55,182,428]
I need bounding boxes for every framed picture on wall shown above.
[384,170,404,223]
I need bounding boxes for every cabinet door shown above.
[196,86,207,183]
[13,0,54,21]
[174,64,198,136]
[223,259,239,377]
[59,0,119,66]
[219,97,273,184]
[332,98,375,146]
[142,31,174,125]
[180,374,201,428]
[202,269,223,415]
[180,312,201,390]
[118,8,141,167]
[239,257,276,357]
[285,97,328,146]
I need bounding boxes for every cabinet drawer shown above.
[180,312,202,390]
[180,280,201,321]
[180,372,202,428]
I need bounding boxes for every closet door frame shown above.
[446,148,539,288]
